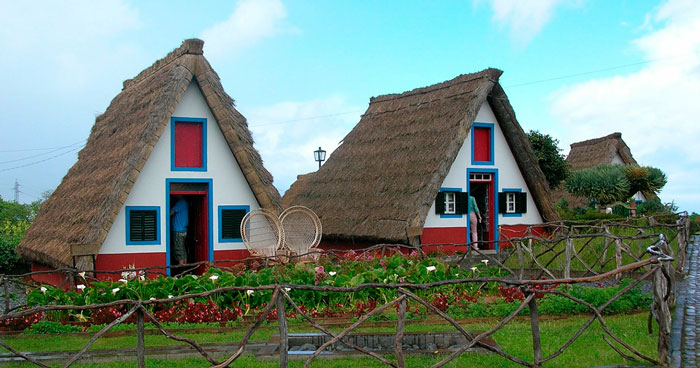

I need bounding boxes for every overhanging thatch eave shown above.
[284,69,550,242]
[17,38,281,270]
[487,83,560,222]
[192,57,282,214]
[412,76,499,231]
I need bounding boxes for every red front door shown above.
[469,173,494,248]
[170,190,208,275]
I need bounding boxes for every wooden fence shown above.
[0,214,689,367]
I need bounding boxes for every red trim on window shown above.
[174,122,203,167]
[473,126,491,162]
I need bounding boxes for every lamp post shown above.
[313,147,326,169]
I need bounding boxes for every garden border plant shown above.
[0,248,675,368]
[0,213,687,367]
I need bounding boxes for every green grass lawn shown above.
[0,313,658,367]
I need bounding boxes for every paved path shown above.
[672,235,699,367]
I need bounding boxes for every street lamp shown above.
[313,147,326,169]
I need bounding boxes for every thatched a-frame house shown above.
[283,69,558,250]
[567,132,638,169]
[553,132,642,208]
[17,39,281,279]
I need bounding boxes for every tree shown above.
[623,166,667,199]
[0,195,47,273]
[564,164,667,207]
[526,130,569,188]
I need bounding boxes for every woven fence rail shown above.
[0,248,675,367]
[0,214,688,367]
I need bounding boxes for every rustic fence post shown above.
[395,291,406,368]
[615,237,623,281]
[564,238,573,279]
[676,216,688,273]
[137,305,145,368]
[526,290,542,367]
[517,241,524,280]
[277,290,288,368]
[652,265,671,366]
[2,277,9,315]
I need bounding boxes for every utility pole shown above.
[13,180,19,203]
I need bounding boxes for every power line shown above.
[0,139,87,153]
[0,141,85,164]
[505,59,660,88]
[245,59,667,127]
[0,146,82,172]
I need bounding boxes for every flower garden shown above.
[3,250,653,333]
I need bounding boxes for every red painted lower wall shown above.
[212,249,251,268]
[95,253,167,281]
[31,263,70,287]
[33,249,257,285]
[420,227,467,246]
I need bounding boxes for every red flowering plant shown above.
[21,248,565,329]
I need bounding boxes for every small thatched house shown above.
[553,132,644,208]
[17,39,281,281]
[283,69,558,250]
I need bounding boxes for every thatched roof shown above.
[283,69,558,244]
[567,132,637,169]
[553,132,638,207]
[17,39,282,268]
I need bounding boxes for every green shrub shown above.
[27,321,81,334]
[0,220,29,272]
[637,197,676,216]
[690,213,700,235]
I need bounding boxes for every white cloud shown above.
[199,0,293,60]
[550,0,700,212]
[477,0,574,44]
[0,0,143,202]
[243,96,364,195]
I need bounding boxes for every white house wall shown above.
[100,82,259,255]
[423,101,543,231]
[612,153,624,164]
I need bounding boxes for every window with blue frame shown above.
[498,190,527,216]
[171,117,207,171]
[435,189,467,217]
[471,123,494,165]
[218,206,249,242]
[126,206,160,245]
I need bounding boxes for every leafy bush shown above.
[27,321,81,334]
[690,213,700,235]
[637,197,677,216]
[18,252,654,331]
[564,164,667,208]
[565,164,630,206]
[0,220,29,272]
[526,130,569,188]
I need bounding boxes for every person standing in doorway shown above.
[170,196,188,265]
[468,195,482,249]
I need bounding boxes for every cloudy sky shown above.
[0,0,698,213]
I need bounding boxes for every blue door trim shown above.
[466,168,499,251]
[165,178,213,276]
